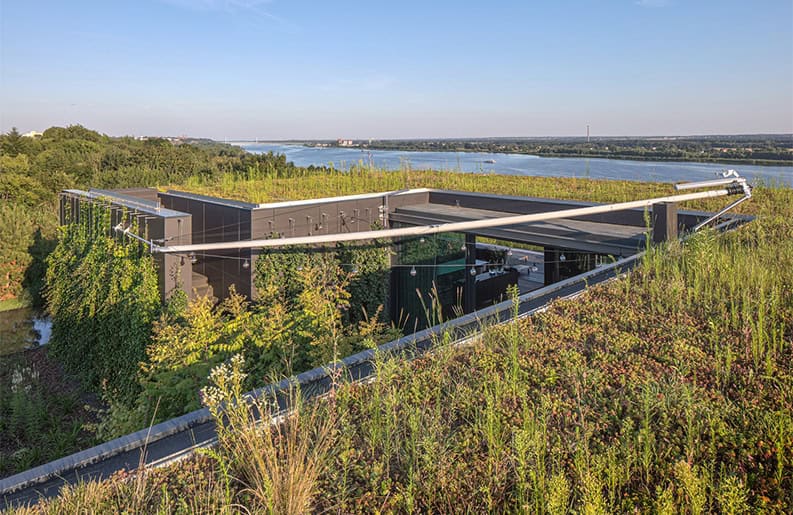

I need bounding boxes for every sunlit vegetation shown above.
[173,163,785,218]
[2,125,791,510]
[42,205,397,442]
[46,205,161,405]
[0,125,302,304]
[12,178,792,512]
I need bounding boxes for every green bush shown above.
[97,245,396,437]
[0,203,35,301]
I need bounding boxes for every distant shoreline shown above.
[233,141,792,168]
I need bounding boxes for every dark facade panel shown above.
[238,210,252,241]
[251,208,275,239]
[162,216,193,297]
[387,190,430,211]
[193,201,205,244]
[333,200,361,233]
[221,207,238,242]
[428,190,648,227]
[202,203,225,243]
[158,191,254,301]
[270,205,314,237]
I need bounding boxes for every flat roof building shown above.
[60,186,749,329]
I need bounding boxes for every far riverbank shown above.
[239,143,793,186]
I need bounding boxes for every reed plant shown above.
[200,355,336,514]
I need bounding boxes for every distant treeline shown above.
[0,125,317,304]
[322,135,793,166]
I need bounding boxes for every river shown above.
[239,143,793,186]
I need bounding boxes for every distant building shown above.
[22,130,42,138]
[337,139,354,147]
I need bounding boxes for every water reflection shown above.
[0,308,51,356]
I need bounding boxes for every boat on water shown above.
[483,159,496,164]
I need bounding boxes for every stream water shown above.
[0,308,51,356]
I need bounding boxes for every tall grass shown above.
[200,355,336,514]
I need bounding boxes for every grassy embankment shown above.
[0,299,29,313]
[8,172,791,513]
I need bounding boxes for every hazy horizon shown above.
[2,1,792,139]
[228,132,793,142]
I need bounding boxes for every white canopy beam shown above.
[151,185,747,255]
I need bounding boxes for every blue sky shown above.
[1,0,791,139]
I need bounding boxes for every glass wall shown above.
[390,232,466,331]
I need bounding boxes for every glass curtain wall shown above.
[390,231,466,332]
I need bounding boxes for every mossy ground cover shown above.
[11,178,791,512]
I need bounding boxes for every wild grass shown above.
[0,298,30,313]
[171,166,786,219]
[200,355,336,514]
[8,177,792,513]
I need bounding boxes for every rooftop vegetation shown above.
[8,176,792,513]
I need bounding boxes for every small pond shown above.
[0,308,51,356]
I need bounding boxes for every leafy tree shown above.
[0,127,25,156]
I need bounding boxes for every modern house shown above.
[59,185,744,328]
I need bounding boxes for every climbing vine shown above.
[46,206,397,436]
[255,241,392,324]
[45,202,160,404]
[337,240,392,326]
